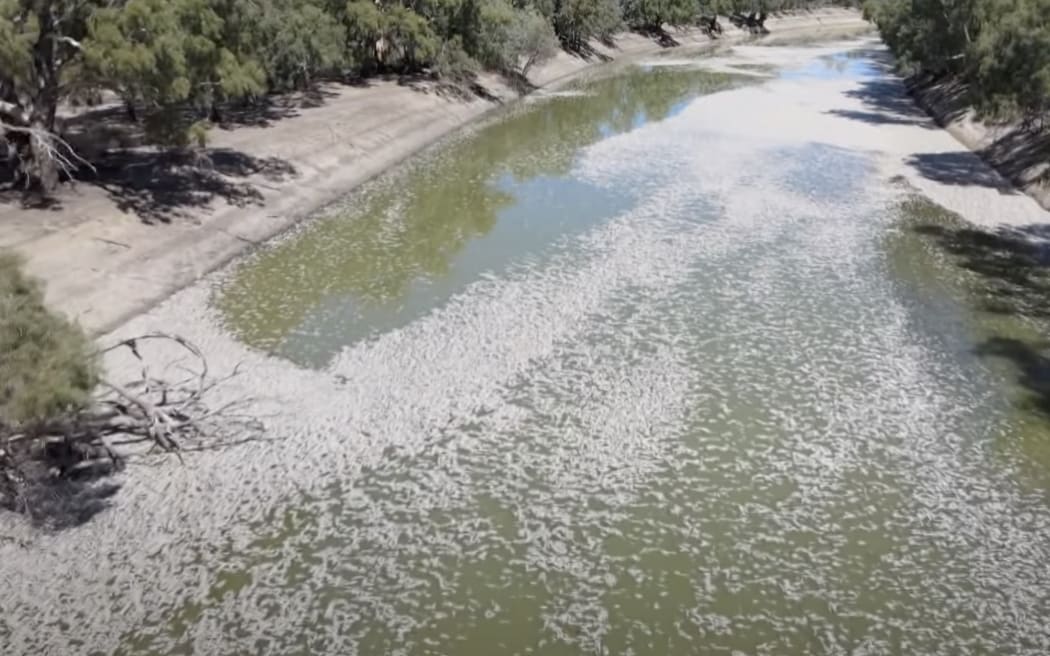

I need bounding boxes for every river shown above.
[6,36,1050,656]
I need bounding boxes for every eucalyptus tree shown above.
[2,0,269,192]
[866,0,1050,121]
[1,0,99,192]
[621,0,699,30]
[529,0,622,49]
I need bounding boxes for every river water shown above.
[31,38,1050,655]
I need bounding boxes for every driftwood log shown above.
[0,332,261,525]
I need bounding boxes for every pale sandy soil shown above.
[0,9,867,335]
[907,76,1050,211]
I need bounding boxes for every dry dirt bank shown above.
[906,76,1050,211]
[0,9,868,335]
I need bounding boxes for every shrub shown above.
[435,36,480,84]
[510,8,560,76]
[476,1,559,75]
[0,253,98,431]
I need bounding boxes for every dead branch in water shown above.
[1,333,263,527]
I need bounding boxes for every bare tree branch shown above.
[0,117,97,181]
[2,333,263,525]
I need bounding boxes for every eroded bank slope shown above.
[906,76,1050,211]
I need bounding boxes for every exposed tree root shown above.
[0,333,262,527]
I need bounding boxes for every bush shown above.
[342,1,387,73]
[622,0,698,30]
[0,253,98,431]
[511,8,560,76]
[435,36,480,84]
[866,0,1050,121]
[476,0,519,70]
[257,1,347,90]
[552,0,622,49]
[475,1,557,75]
[383,5,441,71]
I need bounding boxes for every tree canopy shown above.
[1,0,840,196]
[0,252,97,429]
[865,0,1050,121]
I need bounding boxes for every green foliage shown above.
[85,0,199,108]
[84,0,266,142]
[256,0,347,90]
[971,0,1050,118]
[435,36,480,83]
[475,0,519,69]
[0,253,98,429]
[338,2,447,73]
[622,0,698,29]
[863,0,974,75]
[475,0,558,74]
[0,1,41,90]
[510,7,561,75]
[543,0,623,48]
[383,5,441,70]
[341,0,387,72]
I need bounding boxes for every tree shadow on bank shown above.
[392,71,506,103]
[87,149,298,225]
[561,37,614,63]
[914,219,1050,418]
[728,12,770,35]
[906,151,1018,193]
[834,70,1050,195]
[213,84,342,129]
[0,62,512,225]
[1,146,297,225]
[57,83,344,137]
[2,438,124,530]
[982,126,1050,189]
[826,75,938,128]
[7,478,123,531]
[908,75,973,127]
[902,74,1050,192]
[632,25,680,48]
[832,73,1043,195]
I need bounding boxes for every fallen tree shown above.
[1,332,261,526]
[1,255,259,526]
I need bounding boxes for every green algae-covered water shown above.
[101,42,1050,655]
[217,65,751,367]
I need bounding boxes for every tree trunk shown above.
[7,2,65,197]
[29,118,61,194]
[5,107,61,196]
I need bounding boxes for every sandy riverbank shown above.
[0,9,868,335]
[906,75,1050,212]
